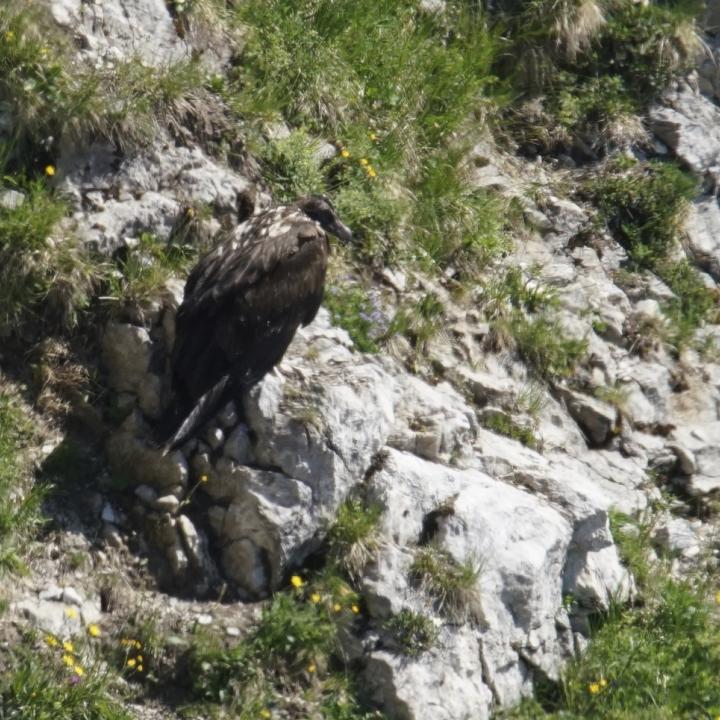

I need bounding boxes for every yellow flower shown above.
[62,641,74,653]
[333,603,342,613]
[367,167,377,178]
[310,592,321,604]
[340,149,351,159]
[260,710,271,719]
[351,604,360,614]
[200,474,208,483]
[4,31,14,42]
[73,665,85,677]
[45,635,59,647]
[360,158,369,166]
[87,624,101,638]
[135,640,142,649]
[307,663,316,673]
[715,590,720,605]
[369,132,378,141]
[290,575,304,588]
[44,165,55,177]
[64,607,78,619]
[588,682,601,695]
[137,655,143,663]
[599,678,608,688]
[62,654,75,666]
[127,658,136,668]
[137,664,144,672]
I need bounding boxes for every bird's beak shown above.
[329,219,353,244]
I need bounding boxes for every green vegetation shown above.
[482,268,588,379]
[324,282,384,354]
[187,590,379,719]
[502,0,700,155]
[0,391,44,573]
[409,545,482,624]
[227,0,508,273]
[0,633,130,720]
[383,609,438,658]
[326,498,383,581]
[589,159,715,347]
[505,512,720,719]
[104,232,197,319]
[483,411,539,449]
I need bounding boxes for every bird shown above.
[157,195,353,452]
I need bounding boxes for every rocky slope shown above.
[4,1,720,719]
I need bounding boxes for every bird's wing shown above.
[180,217,323,318]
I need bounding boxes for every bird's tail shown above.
[157,374,233,454]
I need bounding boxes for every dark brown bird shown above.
[158,196,353,451]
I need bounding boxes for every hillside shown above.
[2,1,720,718]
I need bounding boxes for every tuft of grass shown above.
[409,545,482,624]
[326,498,383,581]
[483,411,539,450]
[0,391,45,573]
[103,232,196,320]
[383,609,438,658]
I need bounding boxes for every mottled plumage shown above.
[158,196,352,451]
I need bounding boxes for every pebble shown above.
[155,495,181,513]
[62,587,83,606]
[196,614,213,626]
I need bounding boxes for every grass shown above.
[480,268,588,379]
[504,511,720,719]
[382,609,438,658]
[409,545,482,624]
[501,0,700,156]
[589,159,716,348]
[0,390,45,573]
[186,589,379,719]
[483,411,539,450]
[0,633,131,720]
[102,231,197,320]
[326,498,383,581]
[323,282,385,354]
[225,0,508,274]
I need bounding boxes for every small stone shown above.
[62,587,83,606]
[0,189,25,209]
[155,495,181,513]
[101,502,119,524]
[196,614,213,626]
[205,427,225,450]
[225,626,240,637]
[39,585,63,601]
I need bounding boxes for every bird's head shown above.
[297,195,353,244]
